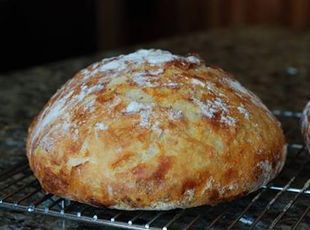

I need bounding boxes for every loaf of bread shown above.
[27,49,286,210]
[302,102,310,152]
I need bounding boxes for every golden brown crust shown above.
[302,102,310,152]
[26,49,286,210]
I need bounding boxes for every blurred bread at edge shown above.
[302,102,310,152]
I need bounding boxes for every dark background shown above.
[1,0,310,72]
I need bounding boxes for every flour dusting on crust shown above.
[192,97,236,126]
[30,82,104,148]
[257,160,272,184]
[95,122,109,131]
[191,78,205,87]
[223,78,268,111]
[82,49,200,79]
[168,109,183,120]
[237,105,250,119]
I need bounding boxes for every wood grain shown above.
[96,0,310,50]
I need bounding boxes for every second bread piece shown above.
[302,102,310,152]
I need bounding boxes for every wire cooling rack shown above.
[0,110,309,229]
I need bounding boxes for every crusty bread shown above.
[27,49,286,210]
[302,101,310,152]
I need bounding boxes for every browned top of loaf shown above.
[27,49,286,210]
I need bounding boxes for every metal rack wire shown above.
[0,110,309,229]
